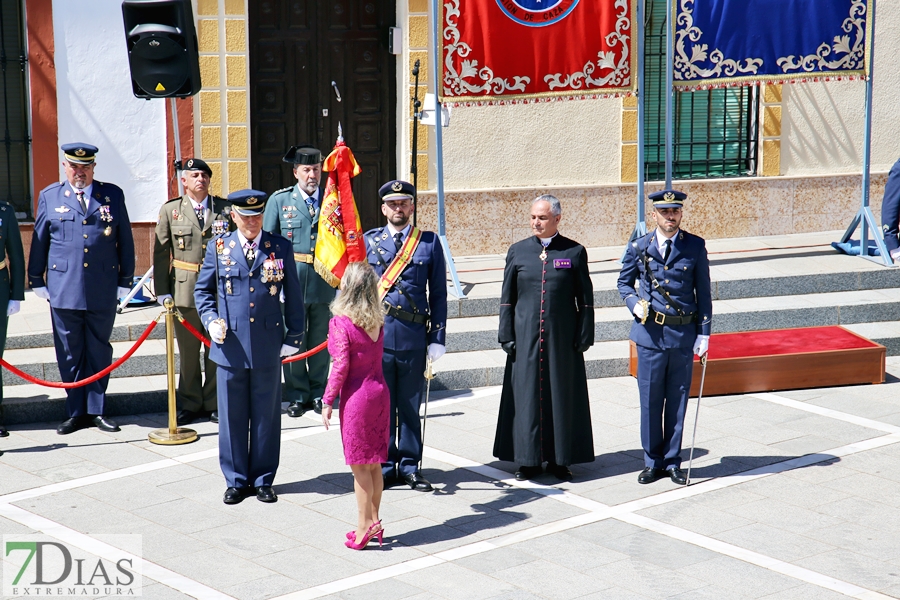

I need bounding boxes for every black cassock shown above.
[493,234,595,467]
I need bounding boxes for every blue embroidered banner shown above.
[673,0,872,89]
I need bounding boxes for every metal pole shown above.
[171,97,184,196]
[625,0,648,253]
[430,0,467,299]
[149,298,197,444]
[665,0,674,188]
[411,60,421,228]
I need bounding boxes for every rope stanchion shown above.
[0,320,159,388]
[175,314,328,364]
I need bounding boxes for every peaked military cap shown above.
[228,189,268,215]
[649,189,687,209]
[379,180,415,202]
[283,145,322,165]
[61,143,98,165]
[182,157,213,177]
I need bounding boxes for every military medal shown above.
[286,231,292,238]
[55,206,70,213]
[99,205,113,222]
[172,208,180,221]
[229,240,236,248]
[223,248,231,256]
[104,226,112,237]
[177,237,185,249]
[216,238,224,254]
[64,190,71,197]
[225,279,233,295]
[269,285,277,296]
[212,220,228,235]
[264,241,271,248]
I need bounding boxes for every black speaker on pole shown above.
[122,0,201,99]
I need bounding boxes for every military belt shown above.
[383,302,430,329]
[649,308,696,326]
[294,252,314,264]
[172,259,200,273]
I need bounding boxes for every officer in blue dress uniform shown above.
[262,145,336,417]
[617,190,712,485]
[880,157,900,261]
[194,189,305,504]
[28,143,135,435]
[365,180,447,491]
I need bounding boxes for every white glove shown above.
[632,302,645,319]
[156,293,173,306]
[427,343,446,362]
[32,287,50,300]
[280,344,298,357]
[891,248,900,262]
[7,300,20,316]
[208,320,227,344]
[693,334,710,357]
[279,290,285,303]
[117,286,132,299]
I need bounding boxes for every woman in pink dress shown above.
[321,262,390,550]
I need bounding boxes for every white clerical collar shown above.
[237,230,260,248]
[655,228,678,252]
[538,232,558,247]
[386,222,411,239]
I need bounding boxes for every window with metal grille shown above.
[643,0,759,181]
[0,0,31,219]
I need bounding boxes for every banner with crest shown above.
[440,0,636,104]
[673,0,872,90]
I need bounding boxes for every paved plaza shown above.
[3,355,900,599]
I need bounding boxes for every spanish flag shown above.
[314,140,366,287]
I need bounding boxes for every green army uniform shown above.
[263,184,336,408]
[154,194,234,414]
[0,202,25,437]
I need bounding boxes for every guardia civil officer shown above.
[617,190,711,485]
[263,145,336,417]
[28,143,135,435]
[880,157,900,261]
[194,189,304,504]
[0,199,25,438]
[365,180,447,491]
[153,158,234,425]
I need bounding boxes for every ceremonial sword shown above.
[419,356,435,471]
[685,354,708,487]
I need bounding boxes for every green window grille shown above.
[643,0,759,181]
[0,0,31,219]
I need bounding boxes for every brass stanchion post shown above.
[149,298,198,445]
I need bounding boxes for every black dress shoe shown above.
[256,486,278,503]
[312,398,323,415]
[176,409,200,426]
[223,487,245,504]
[0,424,8,438]
[547,462,573,481]
[403,472,433,492]
[668,467,687,485]
[286,402,305,418]
[209,411,218,424]
[515,465,542,481]
[57,416,87,435]
[638,467,666,484]
[92,416,120,432]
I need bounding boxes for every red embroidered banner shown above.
[440,0,636,104]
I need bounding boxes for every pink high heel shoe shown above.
[345,520,383,550]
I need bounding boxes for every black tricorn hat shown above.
[283,145,322,165]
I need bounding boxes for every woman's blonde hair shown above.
[330,261,384,332]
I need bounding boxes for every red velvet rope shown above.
[0,320,159,389]
[176,314,328,363]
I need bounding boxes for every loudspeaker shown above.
[122,0,201,99]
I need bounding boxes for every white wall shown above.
[52,0,168,222]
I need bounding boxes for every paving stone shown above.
[396,562,518,600]
[492,559,613,599]
[336,578,426,600]
[586,558,707,598]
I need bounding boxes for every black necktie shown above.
[663,239,672,262]
[393,232,403,251]
[76,191,86,213]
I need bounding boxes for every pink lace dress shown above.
[322,315,390,465]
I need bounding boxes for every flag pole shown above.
[626,0,648,251]
[430,0,467,299]
[665,0,674,188]
[839,0,892,266]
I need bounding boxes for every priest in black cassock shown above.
[493,195,595,481]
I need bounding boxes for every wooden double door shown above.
[249,1,397,231]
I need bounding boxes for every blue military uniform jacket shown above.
[881,157,900,254]
[28,181,135,310]
[365,226,447,351]
[194,230,305,369]
[617,229,712,350]
[262,185,336,304]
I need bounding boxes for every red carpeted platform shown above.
[628,326,885,397]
